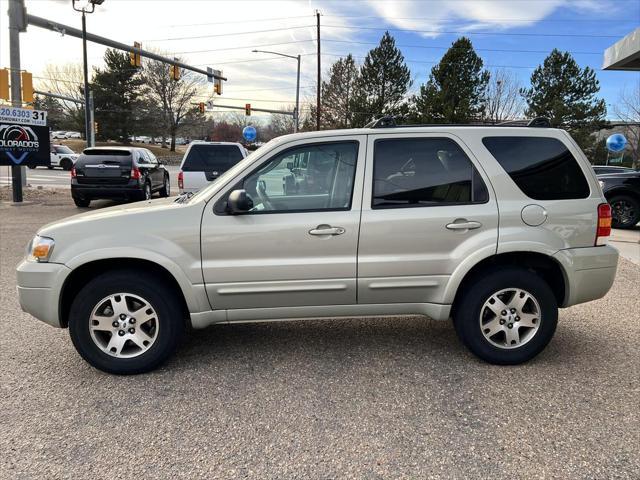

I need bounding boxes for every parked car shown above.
[51,145,79,170]
[51,131,67,139]
[596,168,640,229]
[178,142,247,194]
[17,120,619,374]
[27,145,79,171]
[65,131,82,139]
[70,147,170,208]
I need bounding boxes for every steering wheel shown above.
[256,180,275,211]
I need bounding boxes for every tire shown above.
[609,194,640,229]
[453,266,558,365]
[28,165,36,169]
[48,166,54,170]
[73,196,91,208]
[68,270,184,375]
[140,181,152,201]
[159,174,170,197]
[60,158,73,171]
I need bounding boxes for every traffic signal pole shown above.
[8,0,25,202]
[81,9,91,148]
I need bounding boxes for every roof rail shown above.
[365,116,552,129]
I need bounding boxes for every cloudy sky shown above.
[0,0,638,120]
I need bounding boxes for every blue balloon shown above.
[242,126,257,142]
[606,133,627,153]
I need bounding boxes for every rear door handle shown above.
[309,225,346,236]
[446,220,482,230]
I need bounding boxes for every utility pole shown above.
[316,10,321,131]
[8,0,26,202]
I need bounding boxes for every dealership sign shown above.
[0,107,50,167]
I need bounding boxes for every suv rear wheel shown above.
[73,196,90,208]
[60,158,73,171]
[159,174,170,197]
[68,270,184,374]
[453,267,558,365]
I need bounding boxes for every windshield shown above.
[186,139,279,204]
[55,146,74,154]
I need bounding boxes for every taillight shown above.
[178,171,184,190]
[70,167,76,178]
[595,203,612,246]
[130,167,141,180]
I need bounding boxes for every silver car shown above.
[17,123,619,374]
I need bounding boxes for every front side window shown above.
[372,137,489,208]
[482,136,589,200]
[240,141,358,213]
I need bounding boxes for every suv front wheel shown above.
[454,267,558,365]
[68,270,184,374]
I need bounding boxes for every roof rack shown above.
[364,116,552,129]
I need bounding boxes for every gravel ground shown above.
[1,194,639,479]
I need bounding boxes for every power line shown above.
[323,14,638,24]
[162,15,312,28]
[174,39,316,55]
[323,39,602,56]
[145,25,315,42]
[322,23,622,38]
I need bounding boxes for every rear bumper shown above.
[71,179,143,199]
[16,260,71,328]
[554,245,619,307]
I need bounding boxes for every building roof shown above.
[603,28,640,71]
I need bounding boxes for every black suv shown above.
[71,147,170,208]
[595,166,640,229]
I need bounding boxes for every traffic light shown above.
[213,69,223,95]
[21,71,33,104]
[130,41,141,67]
[245,103,251,116]
[0,69,8,101]
[170,58,180,81]
[198,102,205,114]
[94,122,99,134]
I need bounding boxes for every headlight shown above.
[27,236,55,262]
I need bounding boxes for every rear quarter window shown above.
[182,145,244,172]
[482,136,590,200]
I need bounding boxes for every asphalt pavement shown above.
[0,165,182,189]
[0,194,639,479]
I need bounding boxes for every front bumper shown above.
[16,260,71,328]
[554,245,619,307]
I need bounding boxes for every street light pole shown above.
[81,10,90,147]
[251,49,301,133]
[73,0,102,148]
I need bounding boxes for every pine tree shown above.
[321,54,359,129]
[351,32,412,127]
[411,37,489,124]
[91,49,143,141]
[521,49,606,153]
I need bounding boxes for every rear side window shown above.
[482,136,589,200]
[182,145,244,172]
[372,137,489,208]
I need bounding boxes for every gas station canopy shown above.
[603,28,640,71]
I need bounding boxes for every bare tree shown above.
[142,56,203,151]
[264,104,295,139]
[613,81,640,169]
[38,63,85,131]
[484,69,525,124]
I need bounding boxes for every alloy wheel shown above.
[479,288,541,349]
[611,199,636,226]
[88,293,159,358]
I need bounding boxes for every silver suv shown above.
[17,122,619,374]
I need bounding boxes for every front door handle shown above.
[309,224,346,236]
[446,220,482,230]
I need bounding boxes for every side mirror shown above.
[227,189,253,214]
